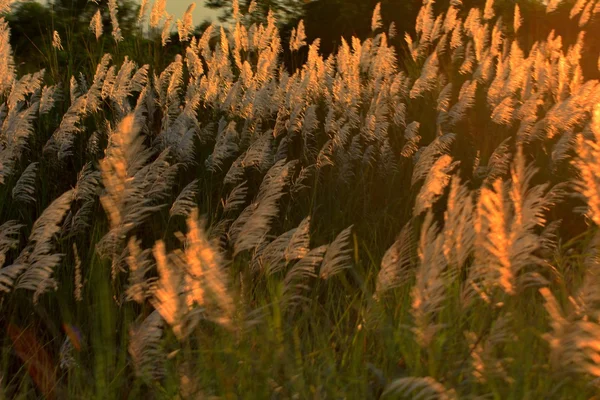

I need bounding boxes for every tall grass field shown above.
[2,0,600,398]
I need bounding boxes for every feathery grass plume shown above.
[414,155,458,215]
[0,88,42,182]
[232,0,240,21]
[26,190,74,248]
[465,313,515,384]
[98,114,172,266]
[483,0,495,20]
[570,0,588,19]
[282,245,326,312]
[154,54,184,126]
[437,82,453,113]
[410,52,439,99]
[206,121,240,173]
[253,217,311,274]
[253,228,294,274]
[0,17,15,95]
[415,0,435,46]
[489,19,503,59]
[371,2,382,32]
[319,225,353,280]
[150,0,167,29]
[443,1,460,32]
[289,20,306,52]
[442,176,475,269]
[448,80,477,126]
[540,284,600,378]
[573,104,600,226]
[152,240,185,337]
[0,0,10,14]
[411,211,447,347]
[73,243,82,302]
[39,84,60,115]
[514,4,522,33]
[223,180,248,215]
[46,54,112,159]
[459,42,475,75]
[6,69,45,109]
[388,21,397,39]
[185,39,204,79]
[491,96,517,126]
[379,137,399,178]
[571,241,600,317]
[108,0,123,42]
[241,130,275,173]
[90,9,103,40]
[184,209,234,325]
[125,237,155,303]
[383,376,456,399]
[177,3,195,42]
[70,75,80,104]
[103,57,149,114]
[170,179,198,218]
[401,121,422,158]
[161,14,173,46]
[15,189,74,303]
[248,0,257,14]
[233,160,296,256]
[128,310,165,379]
[530,174,564,235]
[0,220,22,269]
[579,0,594,26]
[411,133,456,185]
[99,115,147,230]
[0,262,27,293]
[475,147,556,297]
[228,201,256,246]
[73,162,100,203]
[12,162,38,205]
[284,216,311,262]
[376,222,414,298]
[138,0,149,25]
[52,31,63,50]
[474,179,512,295]
[482,137,512,185]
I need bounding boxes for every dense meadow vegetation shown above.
[2,0,600,398]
